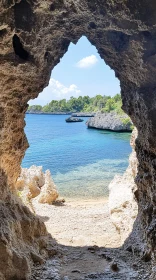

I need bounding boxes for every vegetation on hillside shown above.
[28,94,124,114]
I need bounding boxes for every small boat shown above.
[65,117,84,123]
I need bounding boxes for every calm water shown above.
[22,114,131,198]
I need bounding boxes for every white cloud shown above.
[28,78,81,106]
[76,55,98,69]
[49,78,81,95]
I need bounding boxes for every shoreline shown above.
[26,112,71,115]
[26,112,95,117]
[87,126,132,133]
[58,196,109,205]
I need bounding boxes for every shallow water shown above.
[22,114,131,198]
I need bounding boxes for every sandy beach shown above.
[33,198,121,248]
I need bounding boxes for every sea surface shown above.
[22,114,131,199]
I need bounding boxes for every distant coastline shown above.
[27,94,123,116]
[27,94,133,128]
[26,112,95,117]
[26,112,71,115]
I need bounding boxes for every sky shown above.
[29,36,120,106]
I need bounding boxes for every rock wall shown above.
[109,129,138,243]
[0,0,156,278]
[86,112,132,131]
[0,177,49,280]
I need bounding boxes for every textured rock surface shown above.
[87,112,132,131]
[16,166,59,205]
[109,129,138,242]
[0,0,156,278]
[37,170,58,204]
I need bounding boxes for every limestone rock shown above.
[16,165,44,198]
[108,129,138,242]
[37,170,59,204]
[86,112,133,132]
[16,166,59,205]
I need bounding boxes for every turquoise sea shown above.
[22,114,131,199]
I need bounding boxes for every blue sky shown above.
[29,36,120,106]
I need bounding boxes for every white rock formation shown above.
[16,165,58,205]
[108,129,138,243]
[37,170,59,204]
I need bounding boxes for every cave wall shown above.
[0,0,156,279]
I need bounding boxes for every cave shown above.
[0,0,156,279]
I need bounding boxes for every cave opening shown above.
[22,36,132,200]
[14,36,138,278]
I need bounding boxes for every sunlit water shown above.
[22,114,131,199]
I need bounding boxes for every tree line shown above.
[27,94,125,114]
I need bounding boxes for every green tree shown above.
[28,105,42,112]
[28,93,125,115]
[113,93,121,103]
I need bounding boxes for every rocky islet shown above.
[86,112,133,132]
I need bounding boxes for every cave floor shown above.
[31,199,151,280]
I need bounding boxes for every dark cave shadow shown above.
[32,239,151,279]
